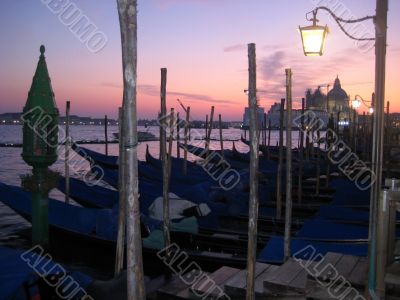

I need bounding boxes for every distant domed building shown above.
[327,76,350,115]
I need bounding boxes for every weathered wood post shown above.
[183,106,190,176]
[116,1,146,298]
[219,114,224,159]
[205,106,215,154]
[65,101,70,204]
[205,114,209,145]
[160,68,167,163]
[177,112,180,159]
[284,68,293,262]
[298,98,305,204]
[104,115,108,155]
[160,69,171,254]
[276,98,285,219]
[115,107,126,276]
[315,127,321,196]
[306,114,310,161]
[267,119,271,159]
[245,43,260,300]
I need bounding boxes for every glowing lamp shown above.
[352,99,361,109]
[299,11,328,56]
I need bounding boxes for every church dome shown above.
[327,76,348,101]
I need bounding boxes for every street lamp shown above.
[351,98,361,109]
[299,1,388,297]
[298,10,329,56]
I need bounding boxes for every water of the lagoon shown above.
[0,125,301,279]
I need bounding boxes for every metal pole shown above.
[284,69,293,262]
[116,1,146,298]
[276,98,285,219]
[245,43,260,300]
[368,0,388,298]
[183,107,190,176]
[104,115,108,156]
[376,189,390,296]
[65,101,70,204]
[386,178,399,265]
[115,107,126,276]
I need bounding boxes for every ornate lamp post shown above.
[299,1,388,297]
[21,46,59,247]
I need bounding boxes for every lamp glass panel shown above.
[300,26,327,56]
[352,99,361,109]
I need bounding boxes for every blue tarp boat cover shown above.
[0,246,92,300]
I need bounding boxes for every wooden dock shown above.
[154,252,369,299]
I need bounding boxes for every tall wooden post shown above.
[177,112,180,159]
[205,114,209,145]
[315,127,321,196]
[205,107,215,154]
[183,107,190,176]
[263,113,267,146]
[284,69,293,262]
[267,119,271,159]
[104,115,108,156]
[116,0,145,298]
[115,107,126,276]
[219,114,224,159]
[65,101,70,204]
[245,43,260,300]
[160,69,171,254]
[160,68,167,164]
[298,98,305,204]
[276,98,285,219]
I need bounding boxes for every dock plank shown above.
[347,257,368,288]
[263,259,309,293]
[192,266,240,298]
[334,254,359,279]
[224,263,270,297]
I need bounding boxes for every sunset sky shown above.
[0,0,399,120]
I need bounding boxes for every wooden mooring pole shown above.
[276,98,285,219]
[298,98,305,204]
[245,42,260,300]
[183,107,190,176]
[177,112,180,159]
[205,106,215,154]
[219,114,224,159]
[65,101,70,204]
[160,69,171,254]
[115,107,126,277]
[284,68,293,262]
[116,0,146,298]
[267,119,271,160]
[104,115,108,156]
